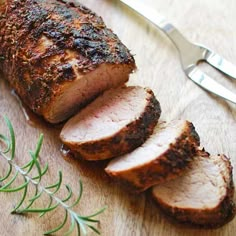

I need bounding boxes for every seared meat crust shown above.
[60,86,161,160]
[0,0,135,122]
[105,120,200,192]
[152,152,235,228]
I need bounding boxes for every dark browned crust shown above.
[62,87,161,160]
[152,154,236,228]
[0,0,135,116]
[105,121,200,192]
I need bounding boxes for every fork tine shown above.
[203,48,236,79]
[186,67,236,104]
[120,0,236,103]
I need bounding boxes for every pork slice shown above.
[105,120,200,192]
[152,151,235,227]
[0,0,135,123]
[60,86,161,160]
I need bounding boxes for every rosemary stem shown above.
[0,151,71,212]
[0,117,104,235]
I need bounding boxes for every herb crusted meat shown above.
[105,120,200,192]
[0,0,135,123]
[60,86,161,160]
[152,151,235,227]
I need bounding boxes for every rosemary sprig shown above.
[0,115,106,235]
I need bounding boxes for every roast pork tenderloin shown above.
[152,151,235,227]
[60,86,161,160]
[0,0,135,123]
[105,120,200,192]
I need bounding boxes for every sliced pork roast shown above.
[0,0,135,123]
[105,120,200,192]
[152,151,235,227]
[60,86,161,160]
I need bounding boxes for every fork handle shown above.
[120,0,195,54]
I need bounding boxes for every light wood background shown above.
[0,0,236,235]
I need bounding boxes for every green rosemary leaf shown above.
[0,134,11,153]
[26,150,38,174]
[23,189,42,211]
[78,216,99,223]
[45,171,62,193]
[0,164,12,182]
[52,171,63,194]
[74,214,87,235]
[11,177,28,213]
[43,210,68,235]
[34,134,43,158]
[76,221,81,236]
[21,158,33,169]
[83,206,107,219]
[32,158,42,182]
[32,163,48,180]
[19,202,60,213]
[25,135,43,180]
[64,216,76,236]
[29,189,41,202]
[62,185,73,203]
[3,116,15,160]
[25,158,35,174]
[0,171,18,190]
[39,196,53,217]
[0,178,29,192]
[87,225,101,235]
[69,180,83,208]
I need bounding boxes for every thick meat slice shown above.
[152,152,235,227]
[105,120,200,192]
[60,86,161,160]
[0,0,135,123]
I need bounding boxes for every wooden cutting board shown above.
[0,0,235,235]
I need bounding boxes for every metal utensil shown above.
[120,0,236,104]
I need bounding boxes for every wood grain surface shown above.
[0,0,236,235]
